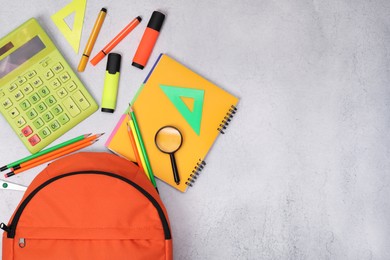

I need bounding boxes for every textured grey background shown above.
[1,0,390,259]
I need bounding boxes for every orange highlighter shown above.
[132,11,165,70]
[90,16,142,66]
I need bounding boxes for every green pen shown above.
[101,53,121,113]
[0,133,91,171]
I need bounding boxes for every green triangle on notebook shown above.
[160,85,204,135]
[51,0,87,53]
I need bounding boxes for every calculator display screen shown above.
[0,36,45,79]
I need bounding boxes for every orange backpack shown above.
[1,152,173,260]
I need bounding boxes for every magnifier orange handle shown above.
[170,153,180,185]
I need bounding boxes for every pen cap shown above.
[147,11,165,32]
[106,53,121,74]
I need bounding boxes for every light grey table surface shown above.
[1,0,390,259]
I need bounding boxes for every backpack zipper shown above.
[18,238,25,248]
[5,171,171,240]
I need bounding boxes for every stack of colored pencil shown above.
[1,133,103,178]
[126,104,158,191]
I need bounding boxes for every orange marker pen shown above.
[90,16,142,66]
[132,11,165,70]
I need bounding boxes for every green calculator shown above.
[0,18,98,153]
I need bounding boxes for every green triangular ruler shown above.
[51,0,87,53]
[160,85,205,135]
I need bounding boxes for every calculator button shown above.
[45,95,57,107]
[16,117,26,128]
[8,83,18,92]
[52,63,64,73]
[39,127,51,139]
[2,98,12,109]
[33,118,44,129]
[59,113,70,125]
[28,134,41,146]
[17,76,27,85]
[25,70,37,79]
[9,107,19,118]
[14,91,24,101]
[65,81,77,92]
[22,125,33,137]
[39,86,50,97]
[29,93,41,104]
[43,111,54,122]
[20,100,31,111]
[44,69,54,80]
[51,104,63,115]
[59,72,71,83]
[31,77,43,88]
[49,120,60,132]
[57,88,68,98]
[63,97,80,117]
[72,91,90,110]
[22,84,34,95]
[36,102,47,113]
[50,79,61,89]
[27,108,38,120]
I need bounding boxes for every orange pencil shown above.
[19,133,103,169]
[126,115,143,168]
[90,16,142,66]
[4,138,98,178]
[7,139,99,177]
[5,139,99,178]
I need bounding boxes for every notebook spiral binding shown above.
[217,105,237,134]
[185,159,206,187]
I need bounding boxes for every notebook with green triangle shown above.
[105,54,239,192]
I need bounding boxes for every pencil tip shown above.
[128,104,133,113]
[86,133,92,137]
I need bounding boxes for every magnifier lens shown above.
[155,127,182,153]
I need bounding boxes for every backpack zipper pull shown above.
[0,223,9,233]
[19,238,26,248]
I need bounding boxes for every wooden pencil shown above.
[126,114,148,178]
[128,105,157,189]
[5,139,99,178]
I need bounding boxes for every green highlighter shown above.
[101,53,121,113]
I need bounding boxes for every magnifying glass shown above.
[155,126,183,185]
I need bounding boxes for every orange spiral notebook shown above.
[106,54,239,192]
